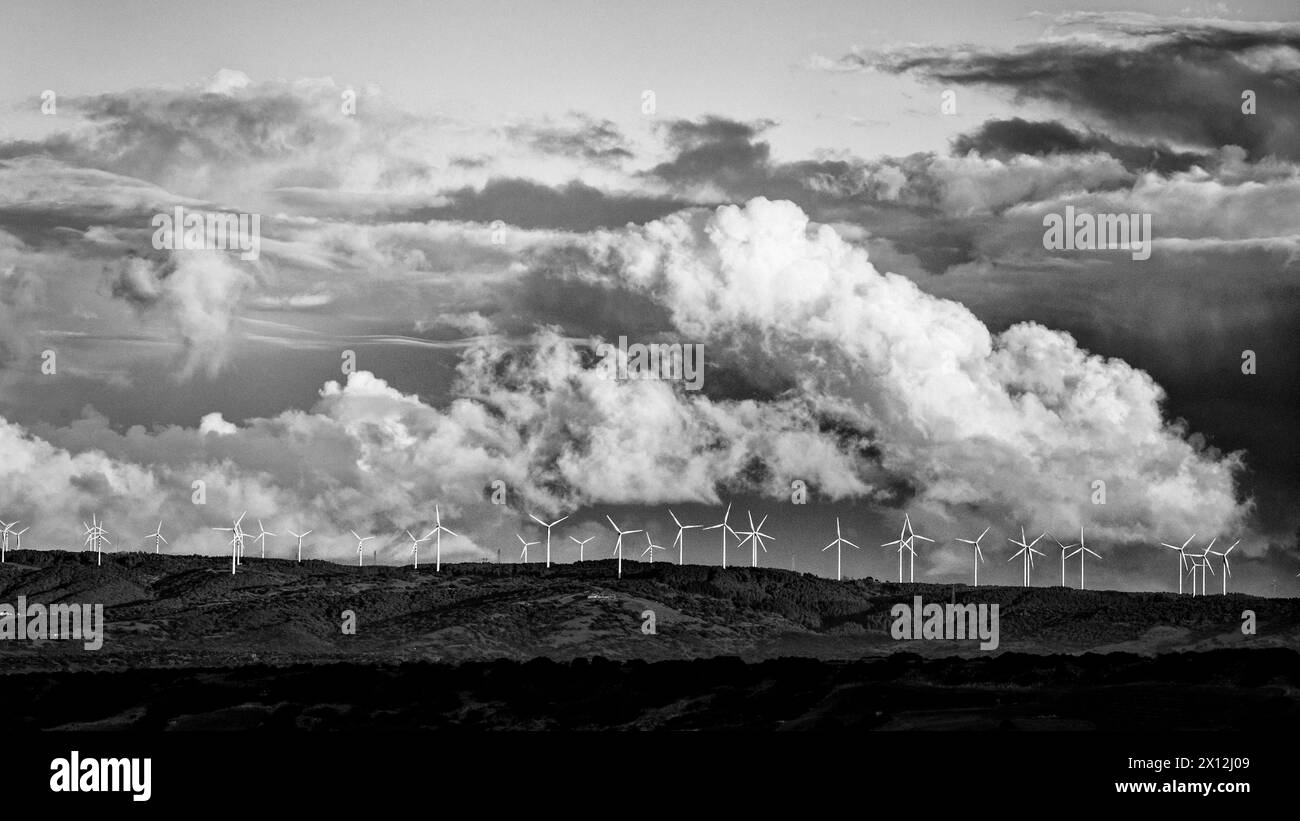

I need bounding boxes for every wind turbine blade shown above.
[442,527,459,537]
[530,514,546,526]
[843,539,861,550]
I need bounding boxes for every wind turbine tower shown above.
[822,517,860,581]
[406,530,430,569]
[1208,539,1240,595]
[351,530,374,567]
[517,533,538,563]
[145,521,167,554]
[253,519,276,559]
[288,529,312,563]
[704,503,737,568]
[426,505,458,572]
[569,535,594,562]
[1064,527,1101,590]
[1007,526,1045,587]
[606,516,641,579]
[529,513,568,569]
[954,526,990,587]
[1160,534,1196,594]
[669,509,700,566]
[641,531,667,564]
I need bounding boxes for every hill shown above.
[1,550,1294,673]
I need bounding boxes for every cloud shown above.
[104,250,254,378]
[504,114,633,164]
[567,197,1249,541]
[952,117,1211,174]
[818,14,1300,160]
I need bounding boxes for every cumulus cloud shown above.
[569,198,1249,541]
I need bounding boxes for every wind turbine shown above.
[822,517,860,581]
[1208,539,1240,595]
[882,514,931,583]
[288,529,311,563]
[1193,540,1217,596]
[641,531,667,564]
[569,534,594,562]
[1007,526,1044,587]
[704,503,737,568]
[83,514,111,566]
[1064,527,1101,590]
[145,521,167,554]
[0,520,16,563]
[426,505,458,572]
[212,512,247,575]
[669,509,700,566]
[516,534,538,563]
[1160,534,1196,594]
[737,511,774,568]
[529,513,568,569]
[252,519,276,559]
[954,526,990,587]
[1046,530,1079,587]
[351,530,373,567]
[3,525,29,561]
[406,530,430,569]
[606,516,641,579]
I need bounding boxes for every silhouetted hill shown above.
[1,550,1294,673]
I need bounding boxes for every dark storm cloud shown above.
[952,118,1210,174]
[823,15,1300,160]
[649,116,777,188]
[504,115,633,164]
[397,178,690,232]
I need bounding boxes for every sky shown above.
[0,1,1297,594]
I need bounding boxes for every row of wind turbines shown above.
[0,508,1271,594]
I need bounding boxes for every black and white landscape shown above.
[1,1,1298,738]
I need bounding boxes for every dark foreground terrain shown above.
[2,551,1298,730]
[2,550,1296,670]
[4,649,1298,730]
